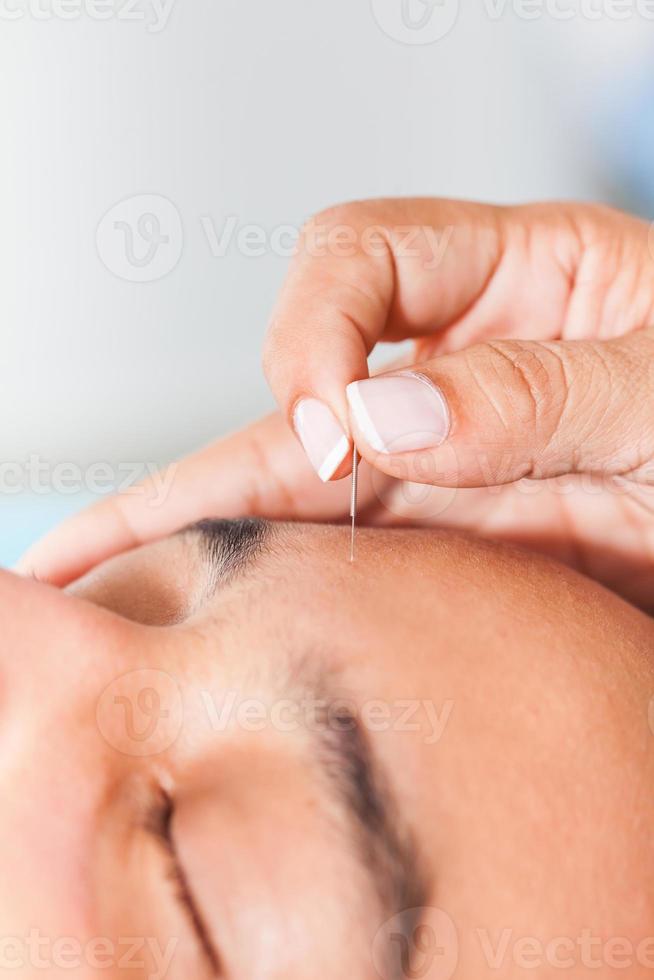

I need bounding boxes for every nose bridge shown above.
[0,570,165,819]
[0,569,141,711]
[0,571,158,966]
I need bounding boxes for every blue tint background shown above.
[2,494,94,569]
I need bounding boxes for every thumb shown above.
[346,329,654,488]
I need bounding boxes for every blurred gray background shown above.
[1,0,653,563]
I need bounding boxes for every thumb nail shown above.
[347,373,450,454]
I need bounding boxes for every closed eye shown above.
[145,789,222,977]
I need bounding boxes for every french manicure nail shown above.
[293,398,350,482]
[346,373,450,454]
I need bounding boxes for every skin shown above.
[3,521,653,978]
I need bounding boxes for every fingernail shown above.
[346,373,450,454]
[293,398,350,482]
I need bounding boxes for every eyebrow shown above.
[185,518,430,953]
[182,517,271,589]
[313,699,430,926]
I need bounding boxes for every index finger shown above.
[263,197,506,479]
[15,413,359,586]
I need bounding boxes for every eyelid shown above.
[146,790,222,977]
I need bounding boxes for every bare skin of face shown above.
[0,521,652,979]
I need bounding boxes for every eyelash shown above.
[146,791,221,976]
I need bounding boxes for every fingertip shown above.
[293,397,352,483]
[347,373,451,458]
[13,540,76,588]
[317,434,351,482]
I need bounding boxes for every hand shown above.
[19,199,654,609]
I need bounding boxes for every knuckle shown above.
[476,340,571,445]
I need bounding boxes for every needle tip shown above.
[349,445,359,563]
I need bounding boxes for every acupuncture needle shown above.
[349,445,359,563]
